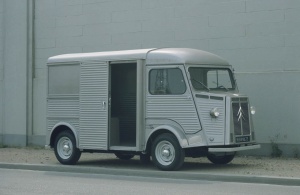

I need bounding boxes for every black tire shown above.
[140,153,151,164]
[115,152,135,160]
[54,131,81,165]
[151,133,185,171]
[207,153,235,164]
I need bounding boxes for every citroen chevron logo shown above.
[237,106,245,122]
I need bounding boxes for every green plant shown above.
[293,148,299,158]
[0,144,8,148]
[270,134,282,158]
[270,141,282,157]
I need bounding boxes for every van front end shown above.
[187,65,260,160]
[207,94,260,153]
[193,92,260,152]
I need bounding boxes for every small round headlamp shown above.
[250,106,256,115]
[210,108,220,118]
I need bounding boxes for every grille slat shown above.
[232,99,250,136]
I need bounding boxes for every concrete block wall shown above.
[207,0,300,156]
[1,0,31,146]
[0,0,3,143]
[1,0,300,156]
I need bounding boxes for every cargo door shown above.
[109,62,137,149]
[79,61,109,150]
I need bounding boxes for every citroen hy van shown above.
[46,48,260,171]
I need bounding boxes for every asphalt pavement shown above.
[2,168,300,195]
[0,147,299,186]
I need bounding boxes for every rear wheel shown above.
[115,152,135,160]
[54,131,81,165]
[151,133,185,171]
[207,153,235,164]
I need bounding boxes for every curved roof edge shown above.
[47,48,229,65]
[147,48,229,65]
[47,48,154,63]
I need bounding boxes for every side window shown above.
[149,68,186,95]
[48,65,79,95]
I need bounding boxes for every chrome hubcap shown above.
[162,148,170,157]
[57,137,73,159]
[63,144,70,153]
[155,141,175,166]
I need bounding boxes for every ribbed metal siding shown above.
[79,62,108,150]
[47,99,80,137]
[195,95,225,145]
[146,95,201,134]
[47,99,79,118]
[47,119,79,132]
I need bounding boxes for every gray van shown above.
[46,48,260,171]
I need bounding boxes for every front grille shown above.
[232,99,250,136]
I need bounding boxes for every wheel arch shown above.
[145,125,188,154]
[50,122,79,148]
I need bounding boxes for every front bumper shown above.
[208,144,260,153]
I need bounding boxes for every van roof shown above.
[47,48,229,65]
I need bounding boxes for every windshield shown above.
[188,67,235,91]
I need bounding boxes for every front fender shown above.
[147,124,189,148]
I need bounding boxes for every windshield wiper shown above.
[191,78,210,91]
[217,85,229,91]
[213,81,229,91]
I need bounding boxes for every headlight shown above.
[250,106,256,115]
[210,108,220,118]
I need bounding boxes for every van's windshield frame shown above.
[188,66,236,92]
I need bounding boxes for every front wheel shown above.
[151,133,185,171]
[207,153,235,164]
[54,131,81,165]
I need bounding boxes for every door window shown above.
[149,68,186,95]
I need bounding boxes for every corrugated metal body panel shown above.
[146,95,201,134]
[195,95,225,145]
[79,62,108,150]
[47,119,79,132]
[47,99,79,118]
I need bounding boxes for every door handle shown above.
[102,101,106,110]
